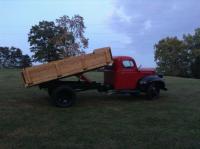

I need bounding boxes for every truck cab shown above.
[104,56,167,95]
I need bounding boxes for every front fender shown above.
[139,75,167,91]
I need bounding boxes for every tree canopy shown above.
[28,15,88,63]
[154,28,200,78]
[183,28,200,78]
[0,47,32,68]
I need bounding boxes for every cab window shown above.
[122,60,134,68]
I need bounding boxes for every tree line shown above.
[155,28,200,79]
[0,47,31,68]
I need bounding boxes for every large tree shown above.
[28,21,64,62]
[56,15,88,56]
[28,15,88,63]
[154,37,189,77]
[154,28,200,78]
[183,28,200,78]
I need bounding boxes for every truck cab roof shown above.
[113,56,133,60]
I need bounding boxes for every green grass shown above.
[0,69,200,149]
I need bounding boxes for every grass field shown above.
[0,69,200,149]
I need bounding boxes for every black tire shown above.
[51,86,76,108]
[48,88,53,96]
[146,83,160,100]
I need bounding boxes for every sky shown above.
[0,0,200,67]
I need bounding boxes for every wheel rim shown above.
[151,86,158,96]
[148,84,159,98]
[57,91,72,106]
[58,98,69,104]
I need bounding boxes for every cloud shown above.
[144,20,152,31]
[112,6,132,23]
[108,0,200,66]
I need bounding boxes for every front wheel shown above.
[146,83,160,100]
[51,86,76,108]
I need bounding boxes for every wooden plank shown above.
[22,47,112,87]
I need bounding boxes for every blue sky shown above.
[0,0,200,67]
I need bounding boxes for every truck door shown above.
[115,59,138,90]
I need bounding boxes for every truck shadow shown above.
[15,91,167,108]
[76,91,149,107]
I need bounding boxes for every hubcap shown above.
[57,91,71,105]
[58,98,68,104]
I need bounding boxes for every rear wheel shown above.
[51,86,76,108]
[48,88,53,96]
[146,83,160,99]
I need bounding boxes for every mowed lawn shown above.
[0,69,200,149]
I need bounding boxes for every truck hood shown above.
[139,68,156,75]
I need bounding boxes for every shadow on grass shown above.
[75,91,150,107]
[8,90,168,109]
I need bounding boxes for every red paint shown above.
[76,74,91,83]
[104,56,156,90]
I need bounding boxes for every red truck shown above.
[22,47,167,107]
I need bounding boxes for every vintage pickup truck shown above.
[22,47,167,107]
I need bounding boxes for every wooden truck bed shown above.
[22,47,112,87]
